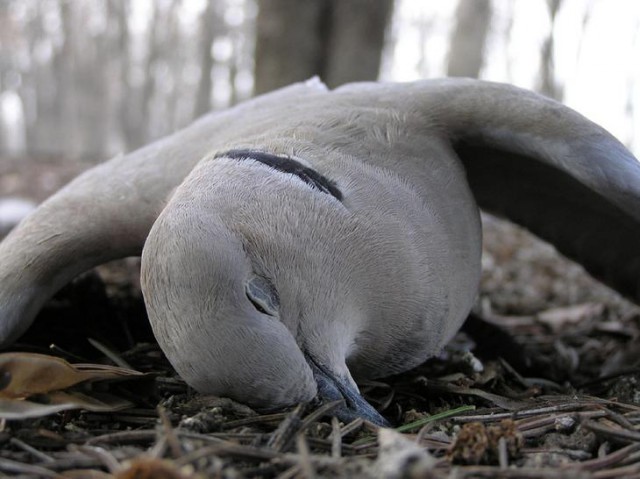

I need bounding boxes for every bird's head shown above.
[141,152,389,425]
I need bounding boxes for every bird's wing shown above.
[336,79,640,302]
[0,80,328,346]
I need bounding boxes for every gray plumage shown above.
[1,78,639,422]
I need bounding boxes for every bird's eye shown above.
[245,276,279,316]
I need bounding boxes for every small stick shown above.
[296,434,316,479]
[158,405,183,458]
[9,437,55,463]
[331,417,342,458]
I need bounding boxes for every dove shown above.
[1,78,639,425]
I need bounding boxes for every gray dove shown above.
[1,78,639,425]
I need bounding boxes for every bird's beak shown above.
[305,354,390,427]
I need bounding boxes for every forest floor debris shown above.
[1,156,639,478]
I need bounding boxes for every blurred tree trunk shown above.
[254,0,326,94]
[164,4,183,133]
[194,1,217,117]
[254,0,393,94]
[26,3,56,156]
[447,0,492,78]
[538,0,563,100]
[113,0,138,151]
[142,5,164,143]
[323,0,394,87]
[75,5,109,158]
[42,2,80,157]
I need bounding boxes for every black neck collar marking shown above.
[218,149,343,201]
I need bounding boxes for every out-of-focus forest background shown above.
[0,0,638,163]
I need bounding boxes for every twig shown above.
[88,337,133,369]
[299,400,344,431]
[86,429,157,445]
[9,437,55,463]
[70,445,122,473]
[577,442,640,471]
[516,410,605,434]
[599,407,636,429]
[148,434,168,459]
[453,465,579,478]
[340,418,364,437]
[518,411,604,439]
[223,411,289,429]
[0,457,58,477]
[498,436,508,469]
[174,441,346,470]
[275,465,301,479]
[619,450,640,468]
[174,430,227,444]
[158,405,183,458]
[49,343,87,362]
[174,442,280,466]
[267,404,304,452]
[592,462,640,479]
[415,432,452,450]
[454,402,599,423]
[331,417,342,458]
[583,420,640,444]
[296,433,316,479]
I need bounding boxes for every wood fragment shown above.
[331,417,342,458]
[296,434,316,479]
[158,405,183,458]
[0,457,58,477]
[9,436,55,463]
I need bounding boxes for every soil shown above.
[1,155,639,478]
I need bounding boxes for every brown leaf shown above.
[0,352,143,399]
[0,352,145,419]
[0,390,133,420]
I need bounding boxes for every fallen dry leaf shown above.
[0,390,134,420]
[0,352,143,399]
[0,352,145,419]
